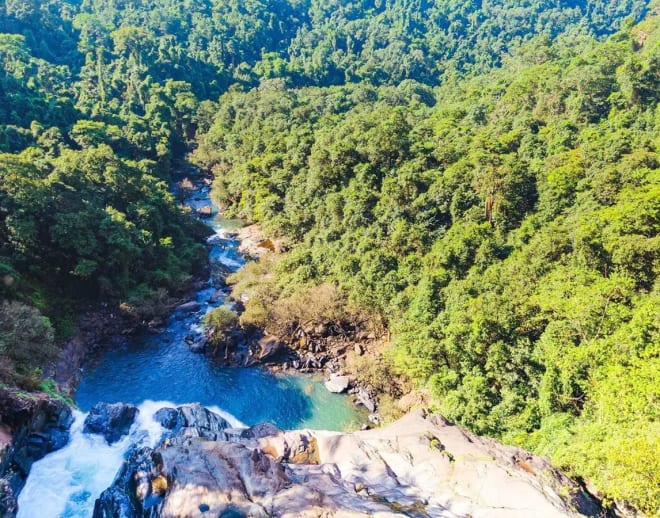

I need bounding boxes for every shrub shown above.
[204,306,239,346]
[0,301,58,386]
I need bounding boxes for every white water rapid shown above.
[17,400,243,518]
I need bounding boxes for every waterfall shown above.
[17,400,242,518]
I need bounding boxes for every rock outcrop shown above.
[83,402,138,444]
[228,224,287,258]
[94,404,607,518]
[0,389,73,517]
[256,335,285,361]
[324,373,351,393]
[176,300,201,313]
[154,403,230,441]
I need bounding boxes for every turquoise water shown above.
[75,335,362,431]
[74,178,363,431]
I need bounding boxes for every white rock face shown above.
[324,374,351,393]
[257,410,598,518]
[94,406,604,518]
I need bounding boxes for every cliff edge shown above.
[93,404,606,518]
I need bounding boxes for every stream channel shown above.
[17,175,363,517]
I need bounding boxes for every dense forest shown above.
[195,23,660,512]
[0,0,658,514]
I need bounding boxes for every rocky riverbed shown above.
[89,402,607,518]
[0,389,72,516]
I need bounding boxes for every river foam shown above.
[17,400,244,518]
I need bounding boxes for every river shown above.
[17,174,362,517]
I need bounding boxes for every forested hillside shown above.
[193,15,660,516]
[0,0,658,514]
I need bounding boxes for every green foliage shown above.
[0,146,208,300]
[0,301,58,387]
[194,14,660,513]
[0,0,647,156]
[38,378,74,405]
[227,256,371,339]
[0,0,657,512]
[203,306,239,346]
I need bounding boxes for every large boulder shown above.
[324,374,350,393]
[0,389,73,513]
[175,301,200,313]
[355,387,376,413]
[229,224,287,259]
[152,404,230,441]
[240,422,281,440]
[197,205,213,217]
[257,335,284,361]
[94,441,288,518]
[83,402,138,444]
[152,408,181,430]
[93,446,158,518]
[93,486,136,518]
